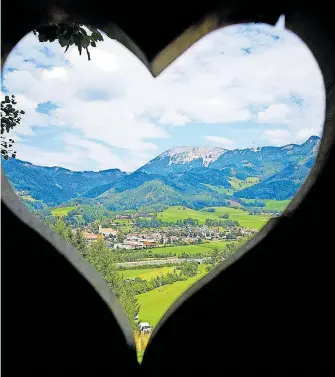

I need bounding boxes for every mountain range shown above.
[2,135,320,210]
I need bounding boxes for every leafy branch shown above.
[33,23,104,60]
[1,95,25,160]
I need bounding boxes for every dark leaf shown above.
[72,34,81,46]
[58,35,68,47]
[86,47,91,61]
[81,39,89,49]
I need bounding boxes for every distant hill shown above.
[2,158,126,206]
[139,136,320,178]
[2,136,320,209]
[138,146,227,175]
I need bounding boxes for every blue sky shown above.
[1,16,325,171]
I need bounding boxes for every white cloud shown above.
[15,134,147,172]
[257,104,291,122]
[262,129,291,145]
[296,127,321,141]
[204,135,235,147]
[159,111,190,126]
[2,22,325,170]
[43,67,68,80]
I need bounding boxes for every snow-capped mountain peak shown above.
[160,146,227,167]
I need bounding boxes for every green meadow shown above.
[137,269,206,328]
[51,206,76,217]
[157,205,270,230]
[121,266,178,280]
[146,240,228,256]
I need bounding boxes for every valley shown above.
[1,135,320,360]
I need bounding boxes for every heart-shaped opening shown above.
[1,15,325,362]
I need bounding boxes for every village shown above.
[81,220,258,251]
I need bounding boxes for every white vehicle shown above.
[139,322,152,333]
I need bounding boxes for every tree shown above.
[180,262,198,277]
[33,23,104,60]
[86,238,140,327]
[1,95,25,159]
[74,229,87,257]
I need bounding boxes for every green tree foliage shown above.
[1,95,25,159]
[205,218,239,227]
[203,208,216,212]
[33,23,103,60]
[64,205,113,227]
[180,261,198,277]
[51,218,139,327]
[219,213,229,219]
[206,236,252,271]
[85,239,139,326]
[135,218,164,228]
[176,218,199,226]
[126,271,190,295]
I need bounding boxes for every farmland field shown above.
[229,176,259,190]
[146,240,229,256]
[263,199,290,211]
[240,199,290,211]
[137,269,206,328]
[51,206,76,217]
[121,266,178,280]
[158,206,269,230]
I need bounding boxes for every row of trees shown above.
[135,218,165,228]
[125,262,199,295]
[206,236,252,271]
[51,218,140,328]
[176,218,200,226]
[205,218,240,227]
[64,205,114,227]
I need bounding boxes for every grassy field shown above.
[137,270,206,328]
[158,206,269,230]
[263,199,290,211]
[121,266,178,280]
[51,206,76,217]
[147,240,228,256]
[240,199,290,212]
[229,176,259,190]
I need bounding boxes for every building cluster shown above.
[81,220,258,250]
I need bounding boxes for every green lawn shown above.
[137,272,206,328]
[147,240,228,256]
[158,206,269,230]
[51,206,76,217]
[263,199,291,211]
[229,176,259,190]
[240,199,291,212]
[121,266,178,280]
